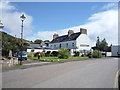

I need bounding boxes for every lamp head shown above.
[20,14,26,21]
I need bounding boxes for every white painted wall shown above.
[27,49,43,53]
[112,45,120,56]
[76,34,91,51]
[27,49,58,53]
[49,40,76,49]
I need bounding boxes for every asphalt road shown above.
[2,58,118,88]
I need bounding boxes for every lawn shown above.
[28,56,89,62]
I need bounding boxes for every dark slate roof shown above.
[50,32,81,43]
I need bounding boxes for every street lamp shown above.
[20,14,26,65]
[97,36,100,58]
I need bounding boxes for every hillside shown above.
[1,31,30,56]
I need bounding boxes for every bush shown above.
[73,51,80,56]
[51,51,59,57]
[92,50,102,58]
[28,53,34,57]
[81,54,85,57]
[40,52,45,57]
[58,48,69,59]
[87,52,92,58]
[34,52,38,57]
[34,52,45,57]
[45,51,51,57]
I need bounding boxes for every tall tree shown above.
[100,38,108,51]
[96,36,100,50]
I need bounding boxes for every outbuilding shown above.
[111,45,120,57]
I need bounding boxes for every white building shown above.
[111,45,120,57]
[0,20,4,31]
[49,28,92,55]
[0,20,4,57]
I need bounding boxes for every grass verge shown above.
[28,56,89,62]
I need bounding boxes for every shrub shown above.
[51,51,59,57]
[28,53,34,57]
[34,52,45,57]
[34,52,38,57]
[40,52,45,57]
[58,48,69,59]
[73,51,80,56]
[87,52,92,58]
[92,50,102,58]
[45,51,51,57]
[81,54,85,57]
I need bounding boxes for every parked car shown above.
[16,51,27,60]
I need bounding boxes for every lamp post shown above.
[97,36,100,58]
[20,14,26,65]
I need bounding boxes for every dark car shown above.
[16,51,28,60]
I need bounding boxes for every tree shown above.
[96,36,100,50]
[34,39,42,44]
[1,31,30,57]
[100,38,108,51]
[95,37,109,52]
[44,40,50,43]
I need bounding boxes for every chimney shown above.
[80,28,87,34]
[53,33,59,39]
[68,30,74,36]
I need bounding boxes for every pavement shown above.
[2,59,53,72]
[2,57,119,88]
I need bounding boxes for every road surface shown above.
[2,58,118,88]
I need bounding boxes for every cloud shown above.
[32,9,118,46]
[1,2,118,46]
[0,1,33,38]
[0,1,15,11]
[101,3,117,10]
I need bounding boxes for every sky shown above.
[0,1,118,46]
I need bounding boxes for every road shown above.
[2,58,118,88]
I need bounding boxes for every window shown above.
[66,43,68,47]
[51,45,52,48]
[72,43,74,47]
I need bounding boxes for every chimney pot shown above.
[68,30,74,36]
[53,33,59,39]
[80,28,87,34]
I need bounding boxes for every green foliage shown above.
[1,31,30,57]
[58,48,69,59]
[28,53,34,57]
[40,52,45,57]
[44,40,50,43]
[45,51,51,57]
[95,36,111,52]
[92,50,102,58]
[51,51,59,57]
[34,52,45,57]
[87,52,92,58]
[73,51,80,56]
[34,39,42,44]
[34,52,38,57]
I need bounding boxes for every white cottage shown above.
[49,28,91,55]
